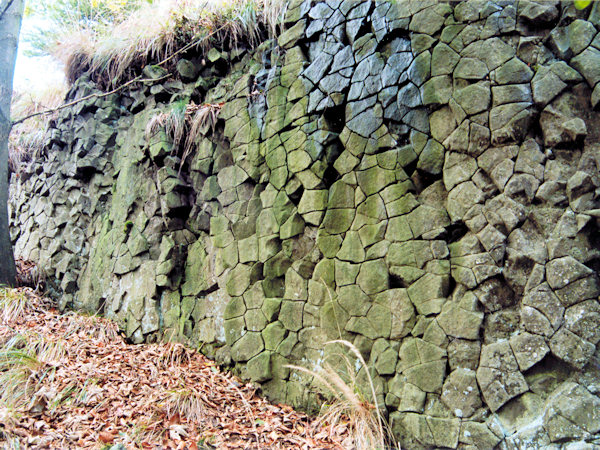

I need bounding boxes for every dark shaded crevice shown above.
[394,130,411,147]
[73,166,98,182]
[524,108,543,142]
[376,27,411,53]
[322,104,346,134]
[522,353,572,388]
[411,169,441,193]
[581,219,600,270]
[353,18,373,45]
[130,102,145,115]
[445,221,468,243]
[389,272,407,289]
[198,283,219,297]
[403,158,418,178]
[322,165,340,189]
[189,90,203,105]
[213,119,227,140]
[446,275,456,299]
[288,183,304,206]
[154,91,173,103]
[324,139,343,166]
[97,297,107,315]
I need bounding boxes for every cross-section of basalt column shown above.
[382,1,600,448]
[276,0,600,447]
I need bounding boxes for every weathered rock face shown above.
[9,0,600,447]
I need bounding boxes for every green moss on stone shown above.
[279,300,304,332]
[262,321,287,350]
[224,316,246,346]
[230,331,264,362]
[224,296,246,320]
[181,240,210,297]
[337,230,366,263]
[357,259,389,294]
[246,351,272,382]
[317,232,343,258]
[335,259,361,286]
[320,300,351,340]
[245,308,268,331]
[262,297,282,321]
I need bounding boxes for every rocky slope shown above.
[9,0,600,447]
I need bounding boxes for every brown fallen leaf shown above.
[98,431,115,443]
[0,287,351,449]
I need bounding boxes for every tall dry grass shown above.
[288,340,398,450]
[9,84,67,174]
[0,288,30,323]
[0,333,66,412]
[145,99,224,170]
[51,0,286,86]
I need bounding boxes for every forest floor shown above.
[0,287,350,449]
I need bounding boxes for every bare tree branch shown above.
[10,74,171,127]
[10,20,235,128]
[0,0,15,20]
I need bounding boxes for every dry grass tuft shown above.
[0,289,30,323]
[27,335,66,366]
[0,334,66,413]
[9,85,67,175]
[145,99,188,149]
[158,342,193,368]
[62,310,120,343]
[52,0,286,87]
[186,102,223,143]
[145,100,223,170]
[288,340,397,450]
[161,387,206,423]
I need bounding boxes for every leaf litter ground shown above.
[0,288,350,449]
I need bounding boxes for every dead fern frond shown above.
[145,112,170,141]
[182,101,223,163]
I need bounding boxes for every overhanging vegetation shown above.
[50,0,286,86]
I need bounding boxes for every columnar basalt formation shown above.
[9,1,600,447]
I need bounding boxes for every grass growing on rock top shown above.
[8,86,67,176]
[145,99,224,170]
[10,0,285,173]
[51,0,286,86]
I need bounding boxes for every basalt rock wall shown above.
[9,0,600,447]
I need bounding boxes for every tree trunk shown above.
[0,0,24,286]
